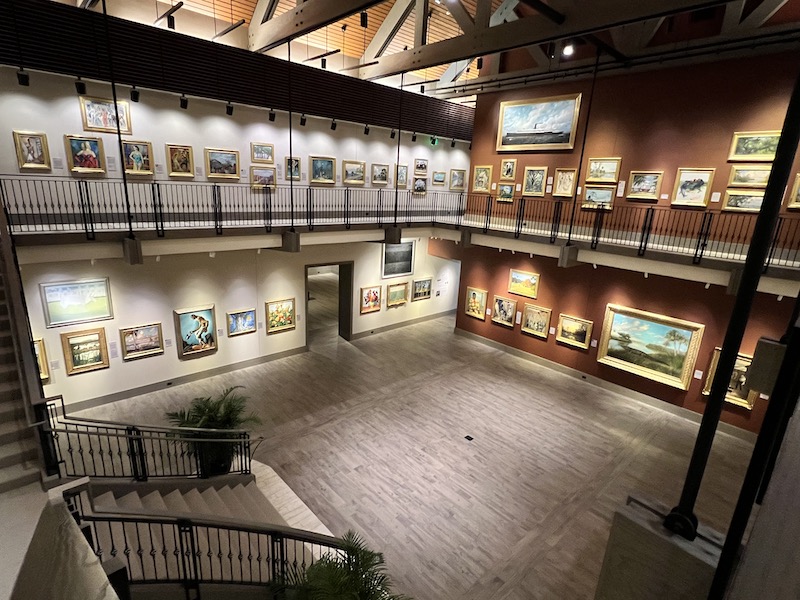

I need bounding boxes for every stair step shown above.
[140,491,169,513]
[232,483,273,524]
[0,436,38,469]
[217,486,250,521]
[0,418,32,445]
[0,462,40,495]
[243,482,285,525]
[116,491,145,512]
[162,489,192,514]
[0,397,25,422]
[182,488,212,515]
[93,491,118,512]
[0,345,15,365]
[200,487,232,518]
[0,379,21,397]
[0,331,12,349]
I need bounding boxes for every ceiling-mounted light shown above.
[300,114,307,126]
[430,135,437,145]
[360,11,368,28]
[226,101,233,116]
[562,41,575,57]
[268,109,276,122]
[411,132,417,142]
[420,85,425,93]
[476,56,483,70]
[364,124,370,135]
[390,129,396,139]
[321,57,327,69]
[330,119,337,131]
[130,86,140,102]
[74,77,86,95]
[17,69,29,86]
[180,94,188,109]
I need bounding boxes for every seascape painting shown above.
[496,93,582,151]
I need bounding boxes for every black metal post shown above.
[33,402,60,476]
[693,212,713,264]
[514,197,525,239]
[151,182,165,237]
[590,209,605,249]
[638,207,654,256]
[345,188,351,230]
[550,200,562,243]
[307,187,314,230]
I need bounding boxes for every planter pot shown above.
[195,438,236,478]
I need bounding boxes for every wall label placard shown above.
[694,370,704,380]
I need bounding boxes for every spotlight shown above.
[364,124,370,135]
[360,11,368,27]
[16,69,29,86]
[74,77,86,95]
[705,282,711,289]
[330,119,337,131]
[476,57,483,70]
[420,85,425,93]
[167,14,175,29]
[644,272,649,279]
[209,251,216,258]
[226,101,233,116]
[450,139,455,148]
[321,57,327,69]
[562,42,575,57]
[180,94,188,109]
[390,129,396,139]
[130,86,140,102]
[300,114,307,126]
[430,136,437,145]
[268,109,276,122]
[411,132,417,142]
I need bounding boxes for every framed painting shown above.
[13,131,51,170]
[788,174,800,209]
[386,282,409,307]
[465,287,488,321]
[64,135,105,174]
[414,158,428,176]
[382,241,414,278]
[432,171,446,186]
[508,269,540,299]
[672,168,715,207]
[496,93,582,152]
[521,304,551,339]
[522,166,547,197]
[343,160,366,185]
[449,169,466,191]
[586,157,621,183]
[597,304,704,390]
[556,314,593,349]
[205,148,240,179]
[582,184,615,210]
[722,189,765,213]
[122,140,153,175]
[728,130,781,162]
[372,163,389,186]
[250,166,276,188]
[491,295,517,327]
[285,156,301,181]
[33,339,49,381]
[728,164,771,188]
[500,158,517,181]
[250,142,274,163]
[702,347,760,410]
[40,278,113,328]
[413,178,427,194]
[473,166,492,193]
[165,144,194,177]
[310,156,335,184]
[396,164,408,188]
[79,96,131,134]
[627,171,663,200]
[553,168,577,198]
[119,323,164,360]
[226,309,256,337]
[360,286,382,314]
[61,327,110,376]
[174,305,217,358]
[266,298,296,334]
[497,183,514,202]
[412,278,432,301]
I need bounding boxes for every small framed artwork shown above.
[553,168,577,198]
[79,96,132,134]
[13,131,51,170]
[250,142,274,163]
[703,347,760,410]
[432,171,446,186]
[310,156,336,184]
[672,168,715,207]
[174,305,217,358]
[627,171,663,200]
[496,93,582,152]
[396,164,408,188]
[266,298,296,334]
[40,278,113,328]
[414,158,428,176]
[64,135,105,174]
[500,158,517,181]
[491,295,517,328]
[722,189,765,213]
[119,323,164,360]
[473,166,493,193]
[122,140,153,175]
[582,184,615,210]
[360,286,382,314]
[556,314,593,349]
[250,166,276,188]
[226,309,256,337]
[497,183,514,202]
[522,166,547,197]
[205,148,240,179]
[372,163,389,186]
[728,130,781,162]
[586,157,621,183]
[343,160,366,185]
[286,156,301,181]
[382,241,414,278]
[787,174,800,209]
[412,278,432,301]
[165,144,194,177]
[465,287,488,321]
[33,339,49,381]
[413,178,427,194]
[386,282,409,307]
[521,304,551,339]
[507,269,539,299]
[449,169,466,191]
[61,327,110,376]
[728,164,771,188]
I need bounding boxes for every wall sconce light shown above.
[180,94,188,109]
[300,114,307,126]
[16,69,29,86]
[330,119,337,131]
[226,101,234,116]
[130,86,140,102]
[74,77,87,95]
[268,109,276,122]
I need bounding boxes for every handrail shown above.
[46,425,260,445]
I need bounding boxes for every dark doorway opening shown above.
[305,262,353,347]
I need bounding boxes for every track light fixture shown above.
[226,101,233,116]
[476,56,483,70]
[321,57,327,69]
[450,139,456,148]
[420,85,425,93]
[180,94,188,109]
[562,41,575,57]
[390,129,396,139]
[130,86,140,102]
[411,132,417,142]
[268,109,276,122]
[300,114,307,126]
[74,77,87,95]
[364,124,370,135]
[330,119,337,131]
[360,11,368,28]
[17,69,29,86]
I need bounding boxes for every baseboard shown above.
[454,328,756,443]
[351,309,457,340]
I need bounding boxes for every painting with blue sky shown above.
[497,94,581,150]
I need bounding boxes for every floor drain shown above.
[465,435,473,441]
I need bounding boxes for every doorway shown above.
[305,262,353,346]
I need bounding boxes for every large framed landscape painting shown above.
[496,93,582,152]
[40,278,113,328]
[728,130,781,162]
[61,327,109,376]
[119,323,164,360]
[702,347,760,410]
[556,314,593,349]
[597,304,704,390]
[507,269,539,299]
[174,305,217,358]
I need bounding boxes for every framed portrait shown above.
[122,140,153,175]
[496,93,582,152]
[465,287,488,321]
[266,298,296,334]
[79,96,131,134]
[586,157,621,183]
[703,347,760,410]
[522,166,547,197]
[728,164,771,188]
[556,314,593,349]
[343,160,366,185]
[414,158,428,176]
[372,163,389,186]
[672,168,715,207]
[174,305,217,358]
[597,304,704,390]
[64,135,105,174]
[500,158,517,181]
[722,189,765,213]
[205,148,240,179]
[582,184,615,210]
[40,278,113,328]
[360,286,381,314]
[396,164,409,188]
[226,309,256,337]
[119,323,164,360]
[508,269,540,299]
[412,278,432,301]
[521,304,551,339]
[728,130,781,162]
[553,168,577,198]
[382,241,414,278]
[250,142,274,163]
[491,295,517,328]
[432,171,446,186]
[449,169,466,191]
[61,327,110,376]
[386,282,409,307]
[33,339,49,381]
[627,171,663,201]
[13,131,51,170]
[165,144,194,177]
[413,178,427,194]
[473,166,492,193]
[787,174,800,209]
[250,166,276,188]
[497,183,514,202]
[286,156,301,181]
[310,156,335,184]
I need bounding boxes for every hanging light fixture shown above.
[268,109,276,122]
[364,124,370,135]
[180,94,188,109]
[411,132,417,142]
[16,69,29,86]
[130,86,140,102]
[226,101,234,116]
[330,119,337,131]
[300,114,307,126]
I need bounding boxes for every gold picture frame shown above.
[522,166,547,197]
[507,269,540,299]
[496,93,582,152]
[582,184,615,210]
[728,164,771,188]
[266,298,296,334]
[360,286,381,314]
[64,135,105,174]
[386,282,409,307]
[119,323,164,361]
[556,314,593,349]
[33,339,49,381]
[722,189,765,213]
[491,295,517,328]
[473,166,492,193]
[174,305,217,358]
[342,160,366,186]
[521,304,551,339]
[627,171,663,201]
[787,173,800,209]
[13,131,51,171]
[40,278,113,328]
[432,171,446,186]
[372,163,389,186]
[671,167,715,207]
[165,144,194,177]
[586,157,622,183]
[414,158,428,176]
[250,166,276,188]
[205,148,240,180]
[226,309,256,337]
[122,140,154,175]
[465,286,488,321]
[286,156,301,181]
[553,168,577,198]
[310,156,336,184]
[728,130,781,162]
[61,327,110,376]
[702,347,760,410]
[250,142,274,163]
[500,158,517,181]
[79,96,132,134]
